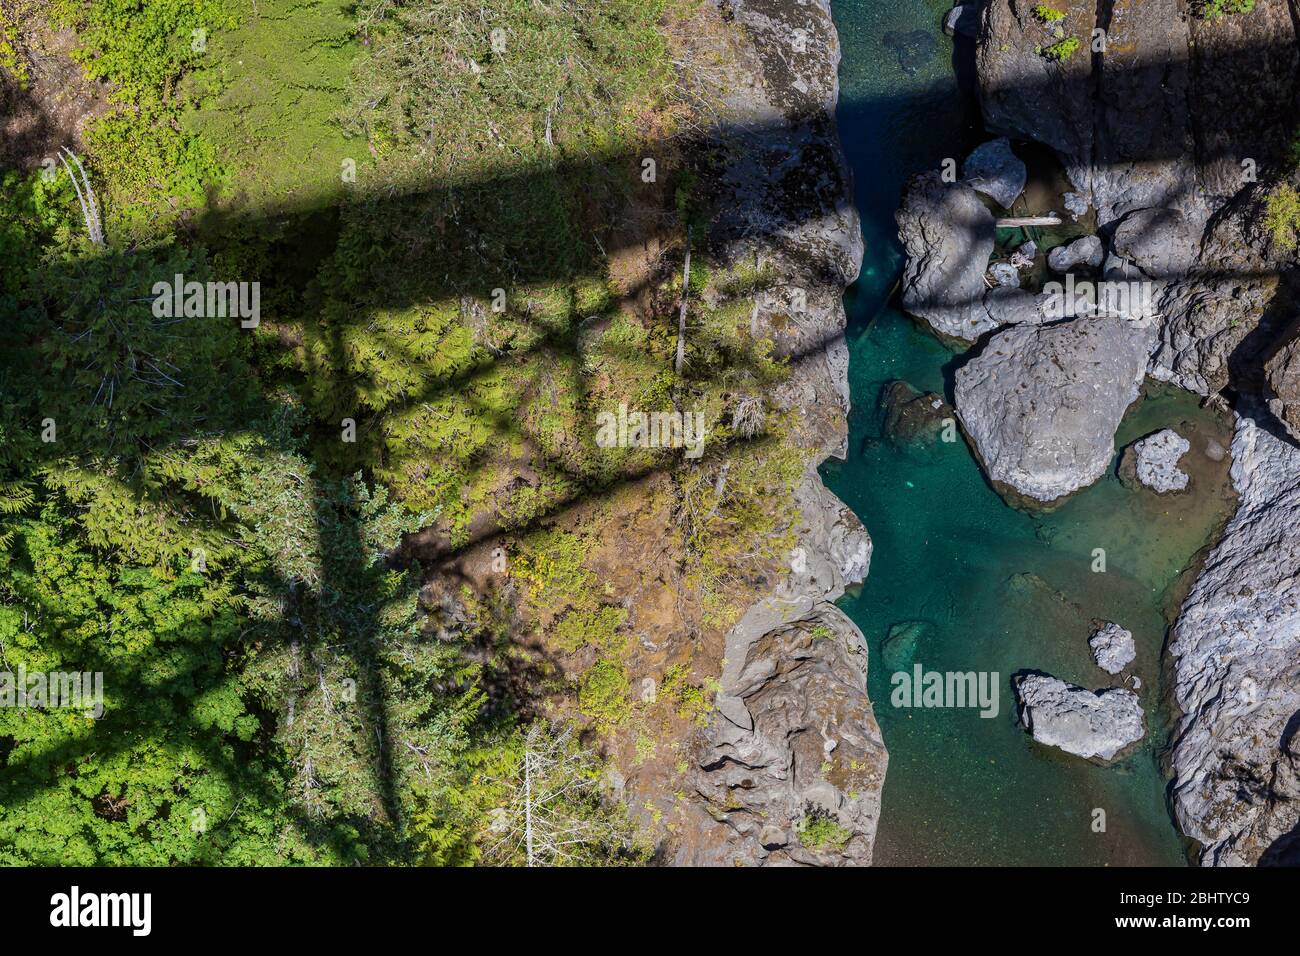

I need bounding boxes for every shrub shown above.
[1265,183,1300,251]
[797,811,853,851]
[1197,0,1255,20]
[1040,36,1081,61]
[660,663,714,727]
[552,606,627,653]
[579,658,631,731]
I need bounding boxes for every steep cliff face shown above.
[978,0,1300,230]
[668,0,888,866]
[1169,408,1300,867]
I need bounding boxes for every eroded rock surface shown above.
[1089,622,1136,675]
[896,171,997,342]
[954,315,1155,503]
[1015,674,1146,762]
[682,605,887,866]
[1169,410,1300,866]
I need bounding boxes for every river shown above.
[823,0,1235,866]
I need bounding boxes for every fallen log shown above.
[995,215,1062,228]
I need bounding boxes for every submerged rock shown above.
[882,29,938,76]
[1122,428,1191,493]
[881,620,928,672]
[1169,409,1300,866]
[897,171,997,342]
[1047,235,1103,274]
[1015,674,1146,762]
[1089,622,1136,675]
[881,381,951,450]
[963,137,1027,210]
[954,314,1155,503]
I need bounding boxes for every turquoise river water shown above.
[822,0,1236,865]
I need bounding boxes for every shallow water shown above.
[824,0,1235,866]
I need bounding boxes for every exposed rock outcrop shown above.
[1015,673,1146,762]
[687,603,887,866]
[976,0,1300,402]
[1149,275,1277,396]
[977,0,1300,231]
[671,0,886,867]
[896,171,997,341]
[1265,337,1300,441]
[963,136,1026,209]
[954,314,1155,503]
[1122,428,1191,493]
[1169,410,1300,866]
[1089,622,1136,675]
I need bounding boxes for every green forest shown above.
[0,0,805,864]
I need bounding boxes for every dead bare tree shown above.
[482,722,635,867]
[730,393,765,438]
[674,234,691,377]
[60,147,104,246]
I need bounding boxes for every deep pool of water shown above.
[823,0,1235,866]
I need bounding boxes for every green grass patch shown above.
[1265,183,1300,251]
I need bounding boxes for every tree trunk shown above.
[675,239,691,377]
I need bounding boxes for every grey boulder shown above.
[1111,207,1199,280]
[1063,192,1090,221]
[1089,622,1136,675]
[1015,674,1146,762]
[897,171,998,341]
[989,261,1020,288]
[963,137,1027,210]
[1127,428,1191,493]
[955,315,1156,503]
[1047,235,1104,273]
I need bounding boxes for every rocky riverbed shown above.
[889,0,1300,865]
